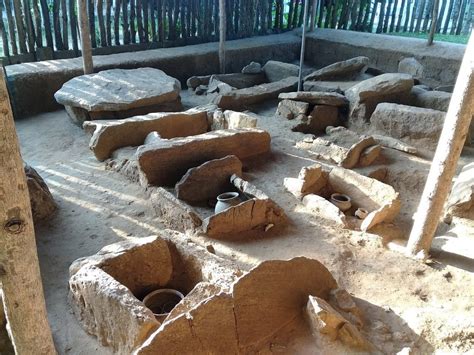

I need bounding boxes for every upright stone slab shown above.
[55,68,182,123]
[293,105,340,133]
[370,103,445,148]
[175,155,243,203]
[445,162,474,218]
[304,56,369,81]
[137,129,271,186]
[263,60,299,82]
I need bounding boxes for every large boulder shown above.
[25,164,57,222]
[55,68,182,123]
[398,57,424,78]
[263,60,299,82]
[370,103,445,149]
[304,56,369,81]
[345,73,414,127]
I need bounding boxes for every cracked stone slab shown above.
[55,68,181,112]
[137,129,271,186]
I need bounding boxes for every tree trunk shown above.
[0,0,10,58]
[443,0,455,33]
[455,0,468,34]
[122,0,130,44]
[60,0,68,49]
[310,0,318,30]
[436,0,447,32]
[219,0,225,73]
[5,0,18,55]
[113,0,121,44]
[0,69,57,355]
[97,0,106,46]
[13,0,28,52]
[406,34,474,258]
[449,0,460,34]
[77,0,93,73]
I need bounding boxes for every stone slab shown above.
[263,60,299,82]
[278,91,348,107]
[137,129,271,186]
[304,56,369,81]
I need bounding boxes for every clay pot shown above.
[330,193,352,212]
[143,289,184,322]
[215,192,241,214]
[355,208,369,219]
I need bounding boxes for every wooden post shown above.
[298,0,309,91]
[427,0,439,45]
[77,0,93,74]
[406,34,474,259]
[0,69,56,354]
[310,0,318,31]
[219,0,226,74]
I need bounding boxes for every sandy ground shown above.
[12,91,474,354]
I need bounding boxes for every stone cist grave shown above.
[151,162,286,240]
[297,126,382,169]
[54,68,182,124]
[284,163,400,231]
[69,232,374,353]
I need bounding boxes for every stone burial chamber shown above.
[150,158,287,240]
[54,68,183,124]
[69,231,374,354]
[284,163,400,231]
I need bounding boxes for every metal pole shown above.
[298,0,310,92]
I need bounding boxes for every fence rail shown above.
[0,0,472,64]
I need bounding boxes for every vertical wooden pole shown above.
[219,0,226,73]
[406,34,474,258]
[298,0,309,91]
[0,69,56,354]
[77,0,93,74]
[310,0,318,30]
[427,0,439,45]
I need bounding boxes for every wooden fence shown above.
[0,0,472,64]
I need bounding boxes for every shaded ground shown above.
[13,91,474,354]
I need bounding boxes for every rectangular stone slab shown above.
[214,77,298,110]
[85,107,211,161]
[137,129,271,186]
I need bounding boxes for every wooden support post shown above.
[406,34,474,259]
[77,0,93,74]
[0,69,56,354]
[298,0,310,91]
[427,0,439,45]
[310,0,318,31]
[219,0,226,74]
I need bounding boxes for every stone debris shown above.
[303,80,358,93]
[370,103,445,149]
[242,61,262,74]
[137,129,271,186]
[304,56,369,81]
[55,68,182,124]
[345,73,414,126]
[263,60,299,82]
[293,105,340,134]
[278,91,348,107]
[85,106,213,161]
[207,76,235,95]
[306,296,373,351]
[214,76,298,110]
[359,144,382,167]
[187,73,266,90]
[445,162,474,218]
[398,57,424,78]
[276,99,309,120]
[303,126,379,168]
[284,164,327,199]
[303,194,347,227]
[175,155,243,203]
[25,163,57,222]
[411,88,452,112]
[223,110,258,128]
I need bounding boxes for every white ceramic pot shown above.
[330,193,352,212]
[215,192,241,214]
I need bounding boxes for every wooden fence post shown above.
[427,0,439,45]
[219,0,226,73]
[77,0,93,74]
[406,34,474,258]
[0,68,57,354]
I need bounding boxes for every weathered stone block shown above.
[304,56,369,81]
[276,99,309,119]
[137,129,271,186]
[175,155,243,203]
[446,162,474,218]
[411,89,451,112]
[398,57,424,78]
[263,60,299,82]
[303,194,347,227]
[25,164,57,222]
[293,105,340,133]
[278,91,348,107]
[223,110,258,128]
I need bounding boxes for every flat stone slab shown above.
[137,129,271,186]
[176,155,243,203]
[85,105,213,161]
[304,56,369,81]
[214,77,298,110]
[55,68,181,112]
[345,73,414,103]
[278,91,348,107]
[263,60,299,82]
[303,80,360,93]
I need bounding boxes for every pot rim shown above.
[330,193,351,202]
[217,191,240,201]
[143,288,185,316]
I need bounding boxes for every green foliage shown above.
[387,31,469,44]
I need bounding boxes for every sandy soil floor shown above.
[13,91,474,354]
